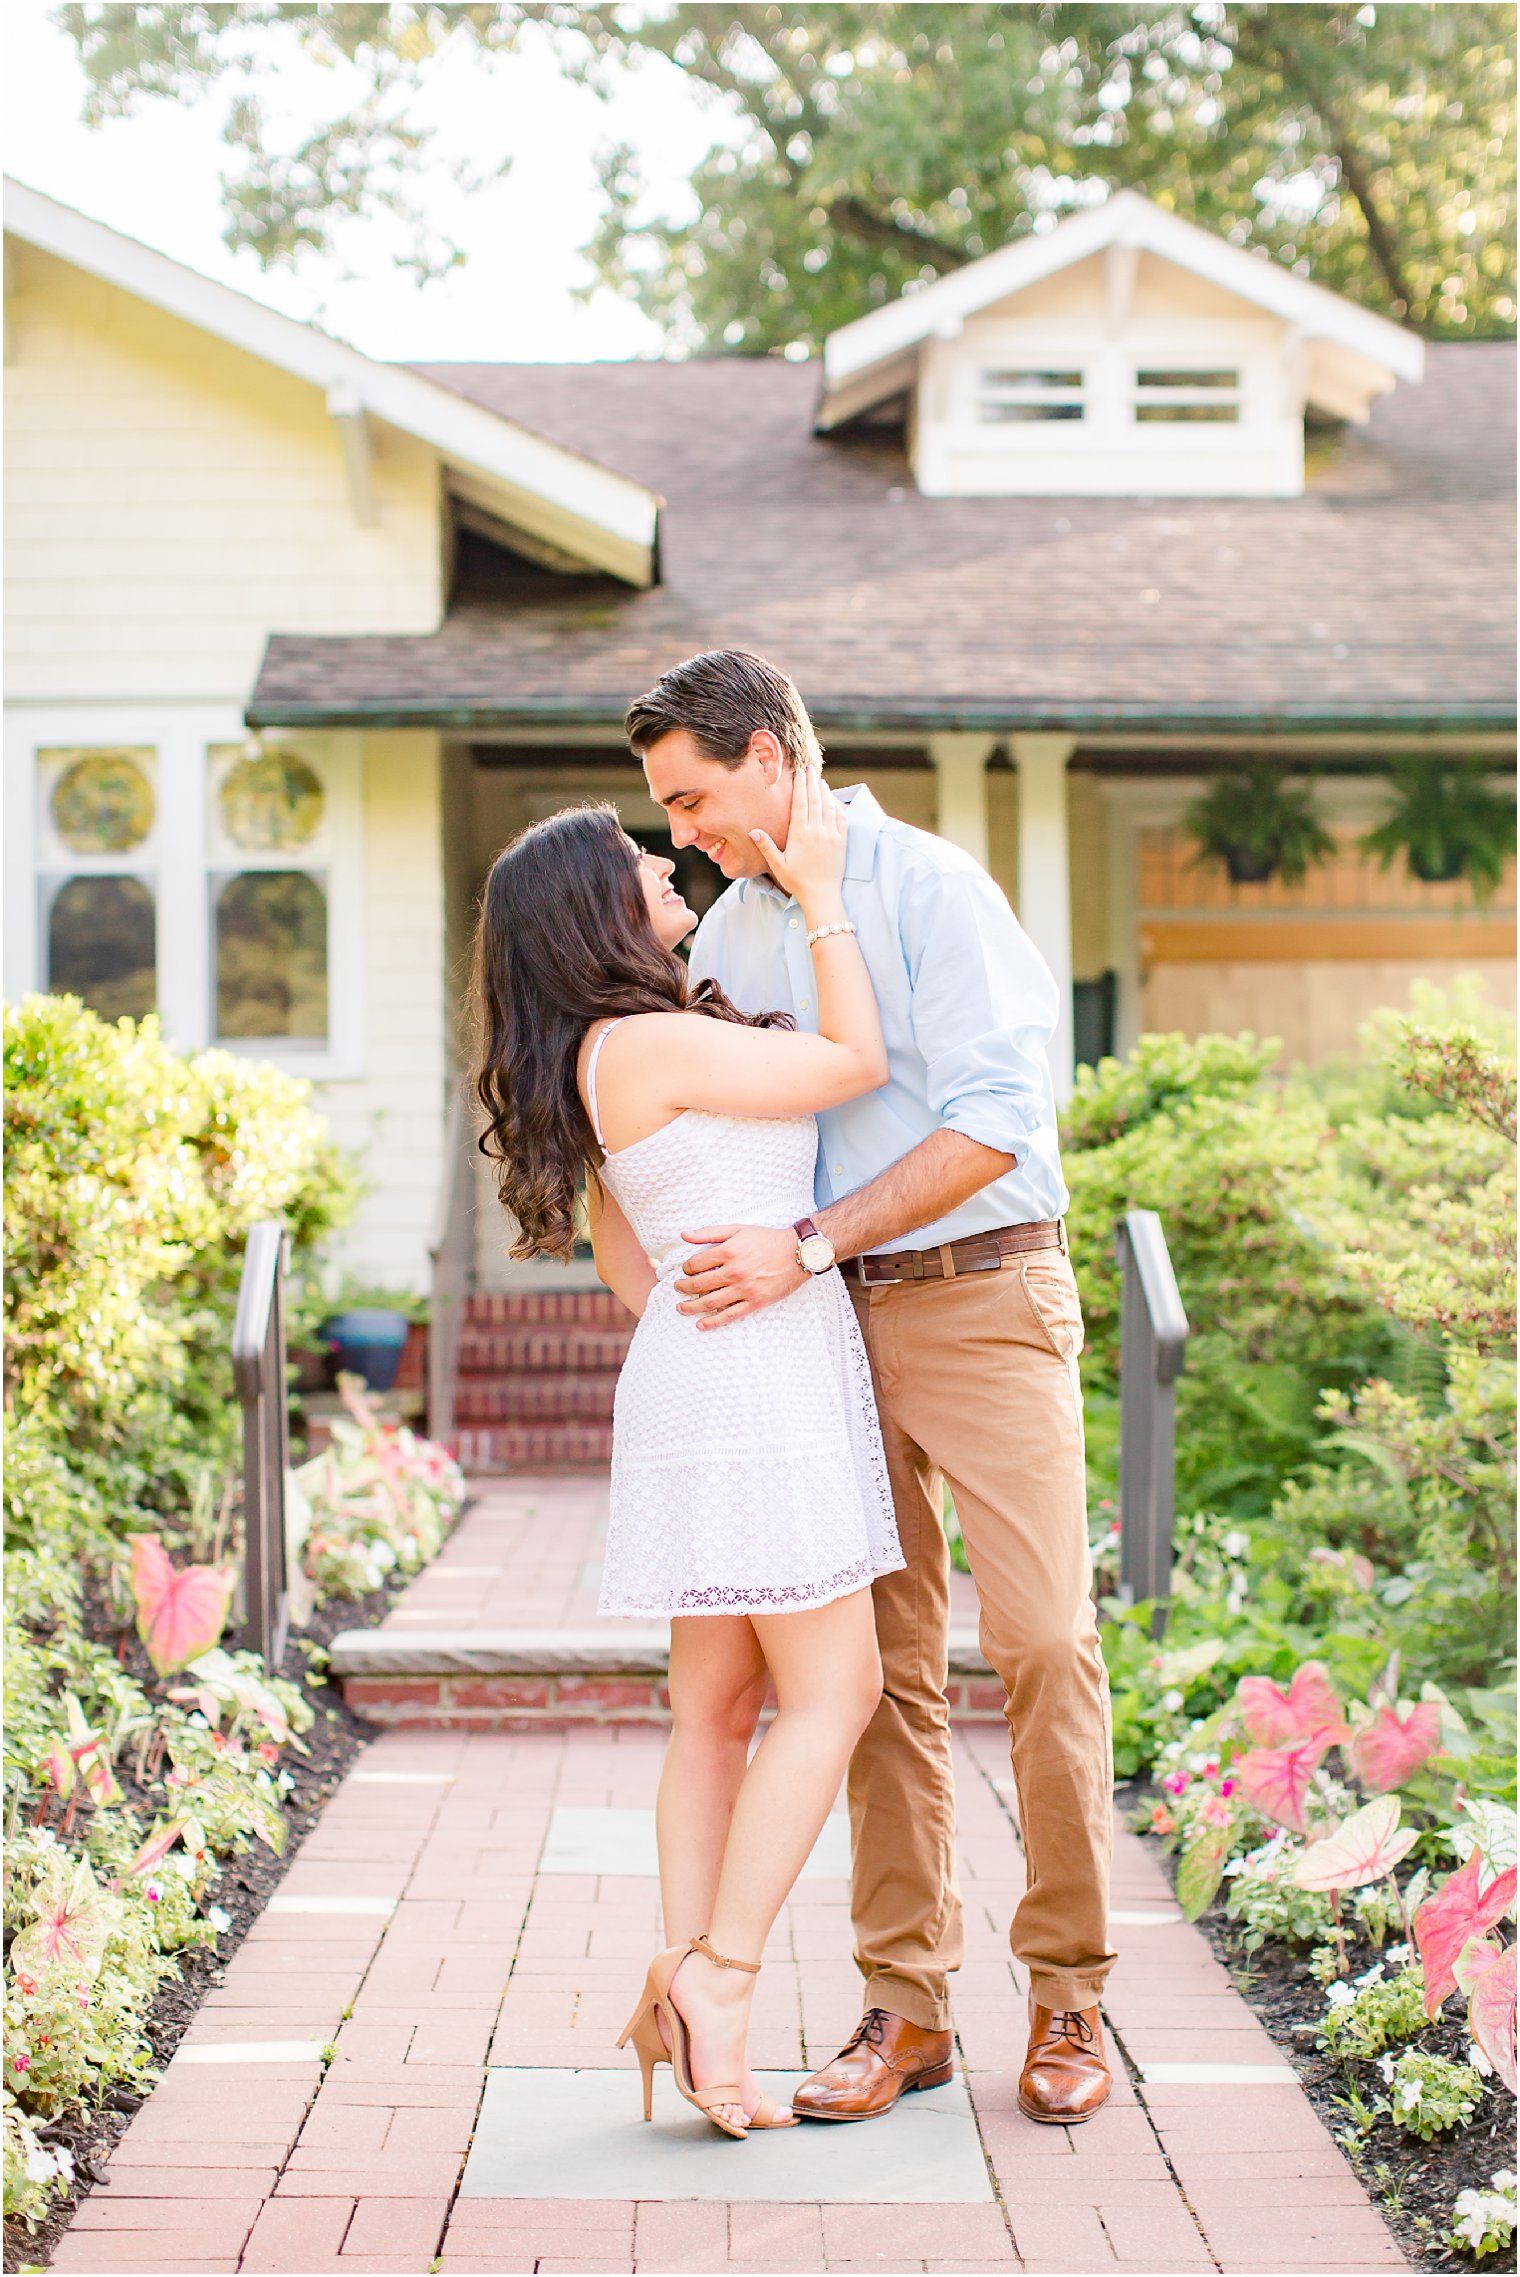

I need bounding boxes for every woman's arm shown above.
[586,1171,656,1319]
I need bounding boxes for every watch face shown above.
[799,1234,835,1273]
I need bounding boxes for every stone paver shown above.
[63,1476,1409,2276]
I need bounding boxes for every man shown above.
[625,647,1116,2126]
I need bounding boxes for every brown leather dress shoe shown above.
[1017,2002,1112,2123]
[791,2008,955,2121]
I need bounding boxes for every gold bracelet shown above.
[806,921,858,948]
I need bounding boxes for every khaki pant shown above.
[846,1246,1116,2025]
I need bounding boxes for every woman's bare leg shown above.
[658,1615,768,1947]
[668,1589,882,2126]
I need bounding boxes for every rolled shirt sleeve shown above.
[903,862,1059,1168]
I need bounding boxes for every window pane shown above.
[218,751,325,851]
[1135,403,1239,422]
[981,402,1085,422]
[216,871,328,1038]
[46,750,155,853]
[1136,369,1239,390]
[48,875,156,1021]
[983,369,1084,389]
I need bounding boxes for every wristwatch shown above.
[794,1216,837,1275]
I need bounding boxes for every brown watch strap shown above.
[794,1216,822,1241]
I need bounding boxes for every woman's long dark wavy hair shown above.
[472,803,789,1260]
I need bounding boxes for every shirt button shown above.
[800,998,811,1011]
[833,1164,844,1175]
[788,918,799,929]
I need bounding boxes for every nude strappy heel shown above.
[618,1933,793,2137]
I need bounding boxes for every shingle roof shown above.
[247,343,1516,731]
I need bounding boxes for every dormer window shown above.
[978,368,1085,424]
[1134,369,1241,424]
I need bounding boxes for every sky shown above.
[1,2,736,361]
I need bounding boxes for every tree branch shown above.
[1234,7,1423,322]
[827,195,971,272]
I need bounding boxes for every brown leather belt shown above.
[849,1219,1067,1286]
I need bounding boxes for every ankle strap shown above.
[689,1932,761,1975]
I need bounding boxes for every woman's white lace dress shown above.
[588,1018,903,1619]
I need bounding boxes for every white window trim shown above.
[4,705,366,1080]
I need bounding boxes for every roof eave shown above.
[245,692,1518,735]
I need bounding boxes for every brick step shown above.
[458,1326,633,1375]
[331,1625,1000,1730]
[456,1421,614,1471]
[465,1291,629,1328]
[454,1374,619,1424]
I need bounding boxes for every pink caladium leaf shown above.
[1292,1794,1421,1893]
[1456,1938,1517,2095]
[114,1819,191,1887]
[10,1856,119,1981]
[65,1693,122,1810]
[129,1534,235,1678]
[43,1738,76,1801]
[1235,1663,1348,1749]
[1348,1702,1444,1794]
[1233,1734,1337,1833]
[1413,1850,1520,2017]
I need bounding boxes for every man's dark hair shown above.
[625,649,823,771]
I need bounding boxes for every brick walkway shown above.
[58,1480,1408,2277]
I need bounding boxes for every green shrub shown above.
[1385,2047,1487,2140]
[4,996,358,1545]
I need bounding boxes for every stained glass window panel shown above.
[48,876,156,1021]
[47,751,156,853]
[216,871,328,1038]
[218,752,325,851]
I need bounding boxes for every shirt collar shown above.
[738,780,883,904]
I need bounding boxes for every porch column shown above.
[1011,732,1076,1105]
[929,732,995,868]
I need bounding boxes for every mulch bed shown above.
[4,1578,408,2276]
[1118,1782,1517,2277]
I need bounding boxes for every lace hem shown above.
[599,1547,905,1621]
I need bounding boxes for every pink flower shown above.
[1151,1805,1176,1835]
[1161,1772,1190,1796]
[16,1972,38,1999]
[255,1743,278,1765]
[13,2055,30,2073]
[143,1881,164,1904]
[1204,1759,1221,1778]
[1200,1793,1232,1829]
[1219,1778,1236,1798]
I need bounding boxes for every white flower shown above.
[1453,2192,1488,2250]
[23,2141,63,2184]
[1325,1982,1356,2009]
[1493,2172,1517,2194]
[1353,1961,1385,1989]
[1469,2039,1495,2076]
[53,2147,74,2181]
[172,1854,198,1882]
[1161,1688,1185,1712]
[1226,1585,1247,1614]
[206,1905,232,1934]
[1186,1751,1210,1771]
[1383,1942,1411,1969]
[1224,1530,1250,1558]
[1397,2078,1423,2112]
[1377,2053,1395,2083]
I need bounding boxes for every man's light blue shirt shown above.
[686,783,1069,1252]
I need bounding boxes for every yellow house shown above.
[5,178,1515,1334]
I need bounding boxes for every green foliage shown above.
[53,6,1517,343]
[1359,760,1518,905]
[1064,1030,1405,1519]
[296,1378,466,1600]
[1222,1831,1336,1953]
[1320,1960,1428,2061]
[1183,766,1338,886]
[4,995,358,1547]
[1385,2047,1487,2139]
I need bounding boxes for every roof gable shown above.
[3,176,661,586]
[818,188,1423,433]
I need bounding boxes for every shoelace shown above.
[1042,2009,1097,2051]
[842,2007,893,2055]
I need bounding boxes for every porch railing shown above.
[1114,1209,1190,1634]
[232,1218,291,1670]
[428,1089,476,1448]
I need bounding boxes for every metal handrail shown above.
[1114,1209,1190,1634]
[232,1219,291,1670]
[427,1090,475,1448]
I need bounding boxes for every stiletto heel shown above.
[615,1935,767,2139]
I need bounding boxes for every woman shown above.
[473,766,901,2140]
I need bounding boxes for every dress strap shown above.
[585,1017,627,1151]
